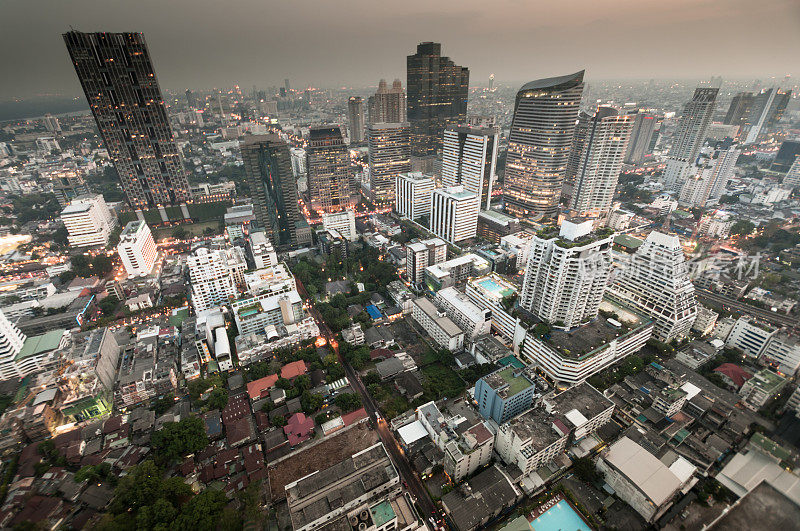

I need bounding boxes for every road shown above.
[296,279,440,523]
[696,288,800,331]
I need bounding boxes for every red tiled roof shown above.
[281,360,308,380]
[714,363,753,388]
[246,374,278,400]
[283,412,314,446]
[222,395,251,424]
[466,422,493,444]
[225,416,254,447]
[341,407,368,426]
[370,348,394,360]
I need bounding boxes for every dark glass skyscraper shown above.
[63,31,192,208]
[241,135,305,250]
[503,71,584,220]
[406,42,469,158]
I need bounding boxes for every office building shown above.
[441,124,499,209]
[117,221,157,277]
[406,42,469,158]
[248,231,278,269]
[725,316,776,358]
[476,210,521,244]
[771,140,800,173]
[744,88,792,144]
[411,297,465,351]
[784,158,800,189]
[60,194,116,248]
[242,135,308,250]
[347,96,365,143]
[405,237,446,285]
[760,332,800,376]
[663,87,718,191]
[723,92,754,126]
[63,31,192,208]
[395,172,435,221]
[520,219,613,330]
[321,210,357,242]
[474,366,536,424]
[187,248,238,312]
[367,122,411,204]
[367,79,406,124]
[625,112,658,164]
[306,125,356,214]
[185,88,197,109]
[608,231,698,341]
[430,186,480,244]
[289,147,307,176]
[503,71,585,219]
[565,108,633,216]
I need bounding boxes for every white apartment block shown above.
[232,290,304,337]
[289,147,307,176]
[430,186,479,244]
[495,408,569,476]
[434,287,491,340]
[441,125,499,210]
[692,306,719,336]
[411,297,465,351]
[321,210,357,242]
[423,253,490,292]
[725,316,776,358]
[188,248,238,312]
[520,219,613,330]
[0,309,27,381]
[221,247,248,288]
[395,172,435,221]
[608,231,698,342]
[243,264,296,297]
[465,274,520,343]
[248,231,278,270]
[60,194,116,248]
[698,211,733,239]
[500,231,535,270]
[761,333,800,376]
[405,238,447,285]
[117,220,157,277]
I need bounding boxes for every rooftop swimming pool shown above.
[476,277,515,298]
[530,499,590,531]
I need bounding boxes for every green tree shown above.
[730,219,755,236]
[301,391,323,414]
[334,393,362,413]
[151,417,209,465]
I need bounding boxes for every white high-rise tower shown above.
[663,87,718,191]
[441,124,499,210]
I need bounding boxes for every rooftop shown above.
[413,297,463,338]
[16,330,65,361]
[602,436,683,506]
[482,366,535,398]
[505,407,564,451]
[545,382,614,421]
[711,482,800,531]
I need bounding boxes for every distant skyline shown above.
[0,0,798,101]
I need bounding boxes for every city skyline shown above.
[1,0,799,101]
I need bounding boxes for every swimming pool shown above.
[531,499,590,531]
[477,277,514,297]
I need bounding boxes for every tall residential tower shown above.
[441,124,499,210]
[306,125,356,215]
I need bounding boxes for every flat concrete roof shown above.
[602,436,682,506]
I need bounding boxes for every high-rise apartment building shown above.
[367,122,411,205]
[625,112,658,164]
[744,88,792,144]
[60,194,117,248]
[663,87,718,191]
[503,72,585,220]
[188,248,238,312]
[679,143,741,206]
[247,231,278,270]
[784,158,800,189]
[0,309,27,381]
[565,108,633,216]
[241,135,307,250]
[406,238,447,285]
[406,42,469,158]
[347,97,365,143]
[430,186,480,244]
[63,31,192,208]
[43,113,61,135]
[367,79,406,124]
[520,219,613,330]
[395,172,435,221]
[306,125,356,215]
[608,231,698,341]
[441,124,499,210]
[117,220,158,277]
[185,88,198,110]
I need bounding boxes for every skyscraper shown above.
[63,31,192,208]
[520,219,613,330]
[723,92,754,126]
[241,135,306,250]
[624,112,658,164]
[743,88,792,144]
[187,248,238,312]
[406,42,469,158]
[306,125,356,215]
[662,87,718,191]
[367,122,411,205]
[566,108,633,216]
[185,88,198,110]
[441,124,499,210]
[347,96,366,143]
[0,309,26,381]
[608,231,698,342]
[503,71,585,220]
[367,79,406,124]
[395,172,435,221]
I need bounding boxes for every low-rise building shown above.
[411,297,465,352]
[726,316,776,359]
[434,287,491,341]
[739,369,787,410]
[423,253,490,292]
[474,366,536,424]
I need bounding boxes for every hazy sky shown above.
[1,0,799,100]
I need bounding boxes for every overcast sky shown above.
[1,0,799,100]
